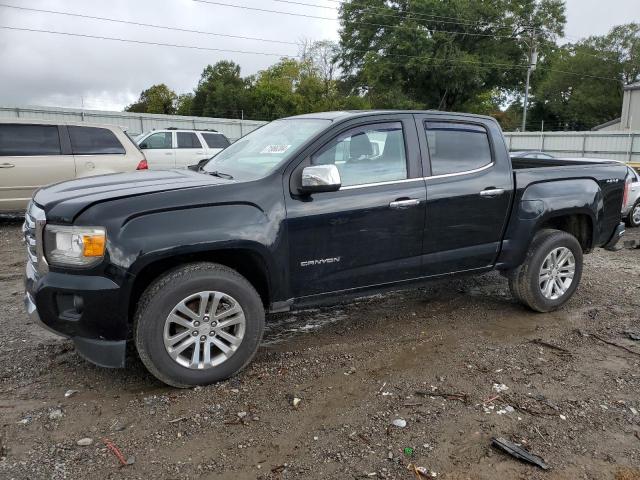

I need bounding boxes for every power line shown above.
[0,3,299,45]
[0,25,622,82]
[321,0,512,26]
[0,24,525,69]
[269,0,524,30]
[192,0,529,40]
[0,5,524,67]
[0,25,296,57]
[537,66,620,82]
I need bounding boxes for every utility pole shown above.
[522,28,538,132]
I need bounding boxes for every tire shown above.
[134,262,265,388]
[508,229,583,313]
[626,201,640,228]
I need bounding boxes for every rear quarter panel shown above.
[497,163,627,269]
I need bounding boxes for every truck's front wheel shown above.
[508,229,583,313]
[134,262,265,388]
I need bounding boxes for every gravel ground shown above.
[0,220,639,480]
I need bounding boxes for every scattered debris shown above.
[237,411,248,419]
[76,438,93,446]
[64,389,79,398]
[630,407,638,416]
[404,447,414,456]
[415,390,469,402]
[530,338,572,356]
[392,418,407,428]
[624,330,640,341]
[493,383,509,393]
[292,397,302,408]
[491,436,549,470]
[560,414,567,420]
[408,463,437,478]
[482,394,501,404]
[496,405,515,415]
[48,409,63,420]
[168,416,188,424]
[102,438,129,467]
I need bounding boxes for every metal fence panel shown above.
[0,106,266,141]
[504,131,640,164]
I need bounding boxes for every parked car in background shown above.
[136,129,230,170]
[623,165,640,227]
[510,150,555,159]
[0,119,146,214]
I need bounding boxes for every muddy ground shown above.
[0,220,639,480]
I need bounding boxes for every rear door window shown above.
[68,126,125,154]
[424,122,492,176]
[0,124,61,156]
[141,132,172,149]
[201,133,230,149]
[177,132,202,149]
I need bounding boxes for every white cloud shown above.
[0,0,635,111]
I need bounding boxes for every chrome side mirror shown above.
[300,164,341,193]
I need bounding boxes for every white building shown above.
[592,82,640,131]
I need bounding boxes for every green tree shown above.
[125,84,178,114]
[338,0,565,111]
[175,93,194,116]
[532,23,640,130]
[191,61,249,118]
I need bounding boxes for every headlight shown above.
[44,225,106,267]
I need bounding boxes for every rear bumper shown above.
[24,261,128,368]
[604,222,626,251]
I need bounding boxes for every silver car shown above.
[624,166,640,227]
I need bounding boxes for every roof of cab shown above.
[283,110,499,123]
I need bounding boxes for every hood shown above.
[34,169,231,222]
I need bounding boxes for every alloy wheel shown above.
[163,291,246,369]
[538,247,575,300]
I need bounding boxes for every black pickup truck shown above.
[24,111,629,387]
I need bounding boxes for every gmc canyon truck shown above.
[24,111,629,387]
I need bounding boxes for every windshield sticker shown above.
[260,144,291,154]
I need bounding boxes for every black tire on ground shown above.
[626,201,640,228]
[508,229,583,313]
[134,262,265,388]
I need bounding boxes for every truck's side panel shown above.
[496,165,627,270]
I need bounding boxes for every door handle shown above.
[0,163,15,168]
[480,188,505,197]
[389,199,421,209]
[165,152,173,155]
[196,151,204,154]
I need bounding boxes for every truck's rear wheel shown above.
[134,262,264,388]
[508,229,583,313]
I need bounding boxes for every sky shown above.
[0,0,637,111]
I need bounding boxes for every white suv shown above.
[136,129,230,170]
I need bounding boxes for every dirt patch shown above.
[1,219,639,479]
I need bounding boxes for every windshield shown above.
[202,118,330,180]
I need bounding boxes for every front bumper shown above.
[604,222,626,251]
[24,261,128,368]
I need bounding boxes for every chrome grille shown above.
[23,202,46,269]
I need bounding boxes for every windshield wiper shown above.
[206,170,234,180]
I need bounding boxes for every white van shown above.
[136,129,230,170]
